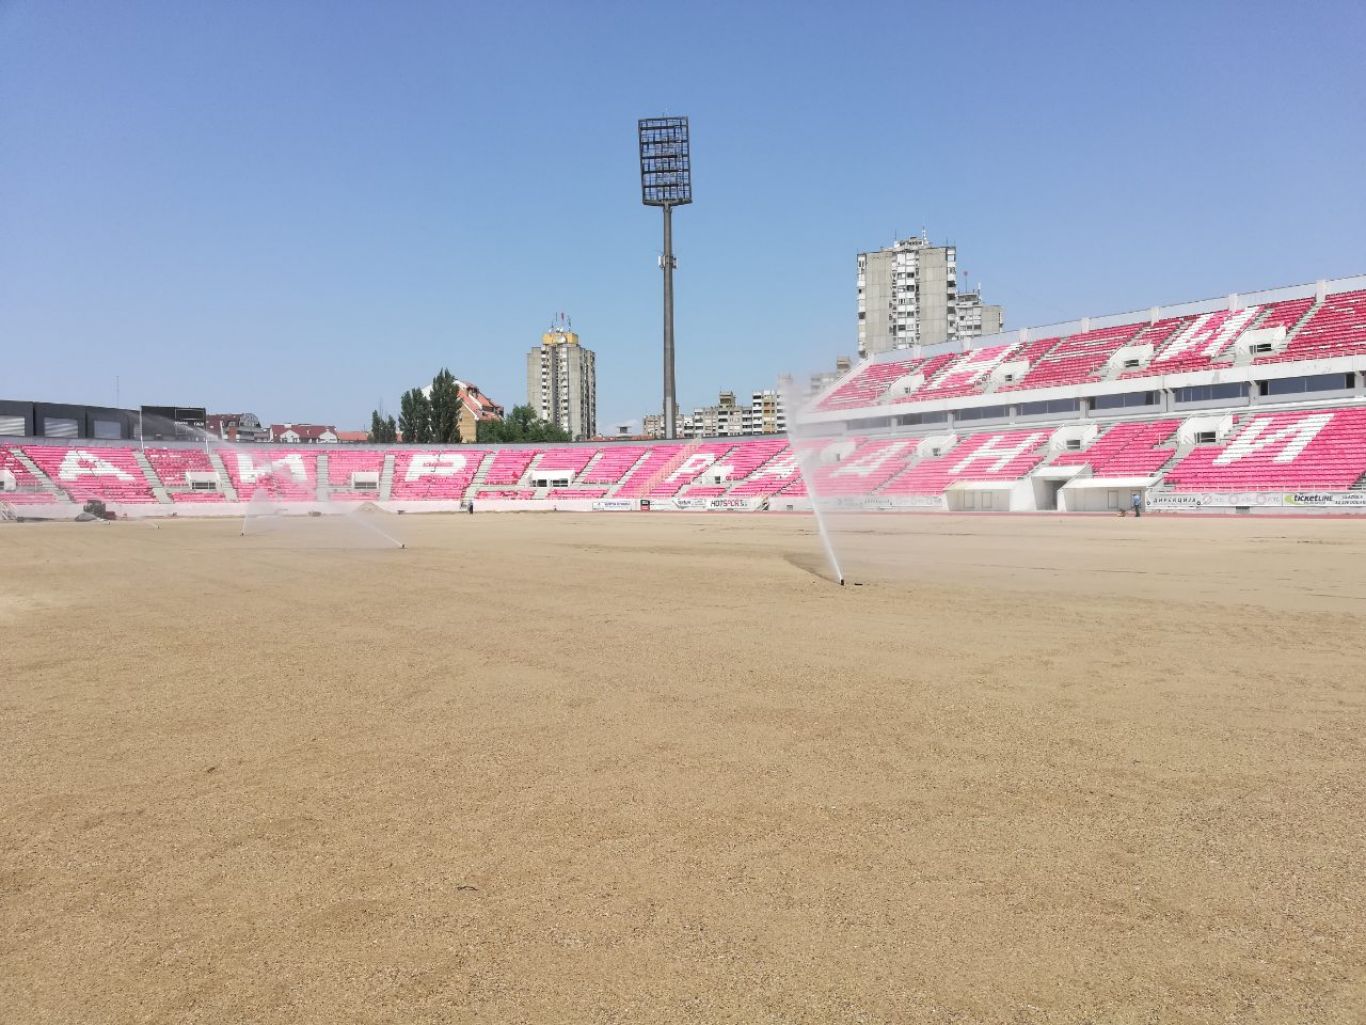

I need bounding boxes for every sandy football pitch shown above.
[2,512,1364,1023]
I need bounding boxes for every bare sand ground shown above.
[1,512,1364,1024]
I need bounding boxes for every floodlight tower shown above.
[638,116,692,440]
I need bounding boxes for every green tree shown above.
[368,410,383,443]
[384,414,397,443]
[477,404,569,444]
[398,388,433,443]
[429,368,461,444]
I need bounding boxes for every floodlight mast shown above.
[638,116,692,441]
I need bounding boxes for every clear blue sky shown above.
[3,1,1363,431]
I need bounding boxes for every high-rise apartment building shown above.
[676,389,786,440]
[807,356,853,397]
[527,315,596,441]
[955,288,1005,340]
[857,233,1004,358]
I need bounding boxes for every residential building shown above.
[642,413,668,439]
[527,315,597,441]
[744,389,786,435]
[270,423,338,444]
[955,288,1005,340]
[857,232,1004,357]
[677,389,786,439]
[808,357,853,397]
[206,412,268,443]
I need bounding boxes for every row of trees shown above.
[368,368,571,444]
[368,411,398,443]
[475,404,570,444]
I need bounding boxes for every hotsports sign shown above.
[652,496,764,512]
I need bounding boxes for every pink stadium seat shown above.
[1256,290,1366,363]
[806,437,916,498]
[1048,419,1181,477]
[817,354,929,410]
[1163,406,1366,491]
[885,353,959,404]
[0,448,57,502]
[725,444,801,496]
[1255,296,1317,335]
[880,429,1049,494]
[1120,309,1260,377]
[390,450,487,500]
[648,441,738,497]
[218,448,318,502]
[581,446,648,484]
[483,449,537,485]
[613,445,688,497]
[21,445,156,503]
[910,343,1018,402]
[143,447,228,503]
[534,447,598,476]
[325,449,386,501]
[1000,323,1145,391]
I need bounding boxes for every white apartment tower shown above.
[857,233,1004,358]
[527,315,597,441]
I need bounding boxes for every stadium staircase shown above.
[1285,297,1324,341]
[606,449,656,497]
[463,451,494,504]
[1220,304,1275,367]
[578,449,605,482]
[9,449,71,503]
[133,449,172,504]
[641,440,702,496]
[205,450,239,501]
[517,452,543,488]
[315,453,330,502]
[379,454,395,500]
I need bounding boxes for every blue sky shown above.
[2,0,1363,431]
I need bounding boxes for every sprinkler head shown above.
[839,577,845,586]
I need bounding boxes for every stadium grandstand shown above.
[3,275,1365,517]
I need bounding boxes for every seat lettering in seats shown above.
[941,346,1012,384]
[405,452,468,480]
[831,440,914,477]
[666,452,717,481]
[747,451,798,480]
[1160,307,1258,362]
[58,450,134,481]
[1213,413,1332,465]
[235,452,308,483]
[950,433,1045,475]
